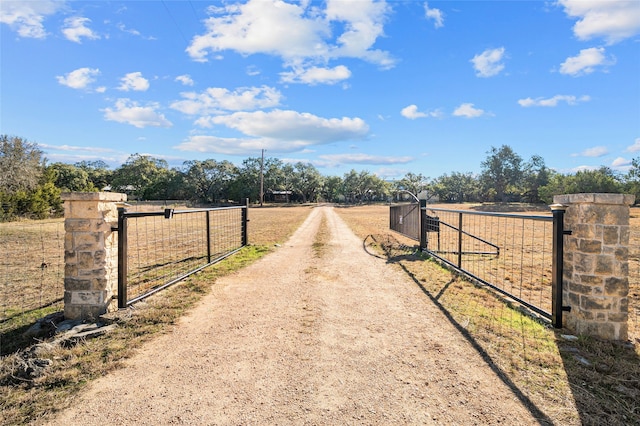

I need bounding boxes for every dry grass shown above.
[0,220,65,328]
[335,204,640,426]
[0,205,312,425]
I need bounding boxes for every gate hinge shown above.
[562,306,572,312]
[111,226,119,232]
[563,230,572,235]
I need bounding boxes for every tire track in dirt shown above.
[46,206,540,425]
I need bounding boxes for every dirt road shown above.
[48,206,541,425]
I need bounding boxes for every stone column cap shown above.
[61,192,127,202]
[553,193,635,206]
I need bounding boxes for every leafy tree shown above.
[0,135,45,194]
[49,162,96,192]
[538,167,623,204]
[290,162,324,203]
[110,154,171,200]
[322,175,343,202]
[394,172,431,201]
[183,159,238,203]
[75,160,112,190]
[479,145,523,202]
[432,172,479,202]
[342,170,389,203]
[521,155,551,203]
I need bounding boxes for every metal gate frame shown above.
[116,200,248,308]
[390,203,570,328]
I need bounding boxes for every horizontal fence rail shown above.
[424,208,557,322]
[0,220,65,332]
[118,204,248,307]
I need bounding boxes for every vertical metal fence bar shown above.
[551,204,567,328]
[117,208,128,309]
[457,212,463,268]
[242,198,249,246]
[206,210,212,263]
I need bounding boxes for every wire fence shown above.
[0,219,65,333]
[119,206,247,306]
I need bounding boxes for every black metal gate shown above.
[390,204,569,328]
[116,202,248,307]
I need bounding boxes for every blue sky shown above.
[1,0,639,179]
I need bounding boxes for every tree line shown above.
[2,135,639,221]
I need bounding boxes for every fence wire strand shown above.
[0,220,65,332]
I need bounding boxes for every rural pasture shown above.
[1,203,638,342]
[0,203,639,425]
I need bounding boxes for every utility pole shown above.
[260,149,265,207]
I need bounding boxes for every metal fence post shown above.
[206,210,212,263]
[551,203,567,328]
[117,207,128,309]
[242,198,249,246]
[419,200,427,251]
[457,212,463,268]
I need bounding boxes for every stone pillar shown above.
[62,192,127,320]
[554,193,635,340]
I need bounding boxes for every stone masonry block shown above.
[74,232,102,251]
[77,251,95,269]
[64,277,93,291]
[582,296,612,311]
[604,277,628,297]
[595,255,614,275]
[578,239,602,254]
[573,253,595,274]
[602,226,620,245]
[65,219,92,232]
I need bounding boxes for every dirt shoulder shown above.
[46,206,541,425]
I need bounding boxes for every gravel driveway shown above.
[48,206,540,425]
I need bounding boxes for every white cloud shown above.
[187,0,395,71]
[62,17,100,43]
[211,110,368,141]
[558,0,640,44]
[401,105,426,119]
[318,153,413,165]
[103,99,172,128]
[171,86,282,116]
[611,157,631,168]
[518,95,590,107]
[175,74,194,86]
[37,143,116,153]
[400,104,442,120]
[453,103,487,118]
[424,2,444,28]
[626,138,640,153]
[118,72,150,91]
[280,65,351,85]
[175,109,369,154]
[0,0,61,39]
[56,67,100,90]
[470,47,506,77]
[559,47,615,76]
[571,146,608,157]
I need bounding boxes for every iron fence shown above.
[0,220,65,331]
[390,204,567,327]
[117,203,248,307]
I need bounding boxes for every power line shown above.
[161,0,189,44]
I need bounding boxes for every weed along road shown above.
[48,206,540,425]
